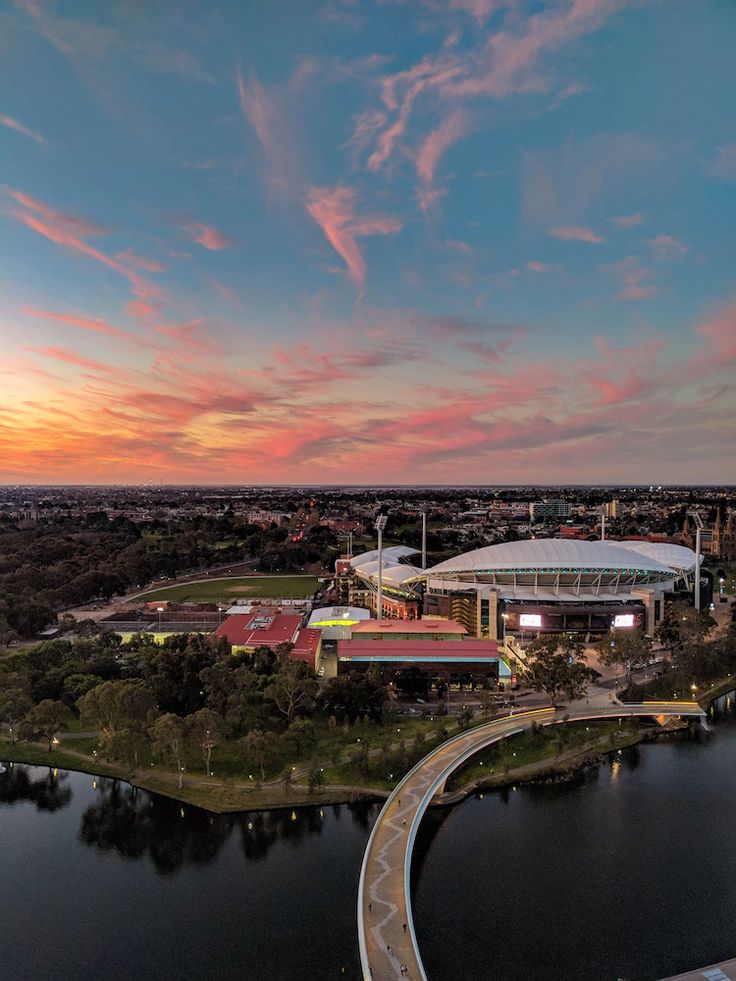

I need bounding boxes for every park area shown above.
[134,575,320,603]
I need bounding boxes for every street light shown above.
[157,606,164,632]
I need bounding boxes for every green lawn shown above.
[134,575,320,602]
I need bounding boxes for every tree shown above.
[318,671,387,722]
[150,713,188,789]
[596,629,652,689]
[283,718,316,759]
[0,687,32,743]
[187,708,226,777]
[457,707,473,729]
[478,690,498,721]
[241,728,274,780]
[24,699,70,750]
[527,637,599,707]
[77,680,156,765]
[264,660,318,723]
[307,766,324,795]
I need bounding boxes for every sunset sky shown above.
[1,0,735,485]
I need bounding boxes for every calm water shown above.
[2,715,735,981]
[414,715,736,981]
[0,769,375,980]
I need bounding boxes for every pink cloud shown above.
[444,0,626,99]
[27,346,121,375]
[0,113,44,144]
[22,307,145,344]
[415,108,469,212]
[125,299,164,321]
[116,248,166,272]
[305,185,402,296]
[611,212,644,228]
[696,300,736,364]
[648,234,688,261]
[178,219,235,251]
[612,256,657,301]
[527,260,555,272]
[7,188,161,301]
[707,144,736,182]
[549,225,605,243]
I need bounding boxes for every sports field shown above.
[134,575,320,603]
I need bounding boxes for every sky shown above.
[1,0,735,486]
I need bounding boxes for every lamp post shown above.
[157,606,164,633]
[375,515,388,620]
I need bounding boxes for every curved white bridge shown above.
[357,701,706,981]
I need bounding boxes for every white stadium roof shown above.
[418,538,680,599]
[606,540,698,575]
[350,545,419,569]
[424,538,677,577]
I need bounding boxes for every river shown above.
[1,710,735,980]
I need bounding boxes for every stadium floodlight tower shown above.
[687,511,704,611]
[421,509,427,569]
[375,514,388,620]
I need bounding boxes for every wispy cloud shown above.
[305,185,402,296]
[612,256,657,301]
[549,225,604,243]
[0,113,44,144]
[415,108,469,213]
[7,188,161,301]
[647,234,688,261]
[22,307,151,346]
[178,218,235,251]
[611,212,644,229]
[707,144,736,182]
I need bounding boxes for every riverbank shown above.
[435,726,649,804]
[0,738,385,811]
[0,718,668,814]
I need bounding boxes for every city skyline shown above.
[2,0,735,485]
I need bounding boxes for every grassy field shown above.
[134,575,320,602]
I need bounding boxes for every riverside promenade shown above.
[357,701,706,981]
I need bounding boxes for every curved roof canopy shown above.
[606,540,698,575]
[350,545,419,569]
[419,538,678,597]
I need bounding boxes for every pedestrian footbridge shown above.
[357,701,706,981]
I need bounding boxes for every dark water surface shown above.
[0,767,375,980]
[414,718,736,981]
[2,717,736,981]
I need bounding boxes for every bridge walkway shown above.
[357,701,706,981]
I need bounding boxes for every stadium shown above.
[417,538,699,639]
[335,538,702,640]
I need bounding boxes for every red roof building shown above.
[337,638,508,675]
[213,613,302,650]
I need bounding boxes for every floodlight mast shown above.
[421,509,427,570]
[375,515,388,620]
[687,511,704,611]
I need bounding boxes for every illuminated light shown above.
[290,811,297,821]
[247,821,253,830]
[614,614,635,628]
[519,614,542,628]
[92,780,97,789]
[180,807,185,818]
[319,809,324,818]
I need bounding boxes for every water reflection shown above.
[79,778,233,874]
[0,763,378,876]
[0,763,72,812]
